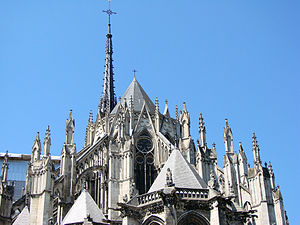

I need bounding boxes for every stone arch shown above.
[142,215,164,225]
[177,211,210,225]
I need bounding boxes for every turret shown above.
[31,132,41,163]
[43,126,51,157]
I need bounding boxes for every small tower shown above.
[29,127,55,225]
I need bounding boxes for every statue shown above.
[129,182,136,198]
[166,168,174,187]
[208,171,216,189]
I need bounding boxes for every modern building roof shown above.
[62,189,106,225]
[12,206,30,225]
[111,77,155,114]
[148,149,208,193]
[0,152,60,161]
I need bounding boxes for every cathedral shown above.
[0,7,289,225]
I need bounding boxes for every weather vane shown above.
[102,0,117,24]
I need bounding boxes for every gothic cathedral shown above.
[1,8,288,225]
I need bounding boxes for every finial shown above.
[252,132,258,147]
[102,0,117,30]
[183,102,187,112]
[268,161,273,173]
[165,99,168,105]
[239,142,243,152]
[35,132,40,140]
[69,109,73,119]
[133,69,137,80]
[46,125,50,136]
[199,113,205,128]
[225,118,229,127]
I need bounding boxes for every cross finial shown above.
[102,0,117,25]
[133,69,137,79]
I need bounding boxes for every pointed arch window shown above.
[135,132,157,194]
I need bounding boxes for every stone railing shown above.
[137,191,161,206]
[175,188,209,199]
[136,188,209,206]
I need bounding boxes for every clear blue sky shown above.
[0,0,299,223]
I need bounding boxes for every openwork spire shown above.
[100,2,117,115]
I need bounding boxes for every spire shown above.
[199,113,206,147]
[100,4,117,114]
[223,119,233,153]
[43,126,51,157]
[32,132,41,162]
[252,132,261,165]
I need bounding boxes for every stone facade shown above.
[1,11,289,225]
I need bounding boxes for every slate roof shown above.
[12,206,30,225]
[62,189,106,225]
[148,149,207,193]
[111,77,156,114]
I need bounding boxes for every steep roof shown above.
[12,206,30,225]
[148,149,207,193]
[111,77,155,114]
[62,189,106,225]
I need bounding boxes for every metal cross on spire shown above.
[133,69,137,78]
[102,0,117,25]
